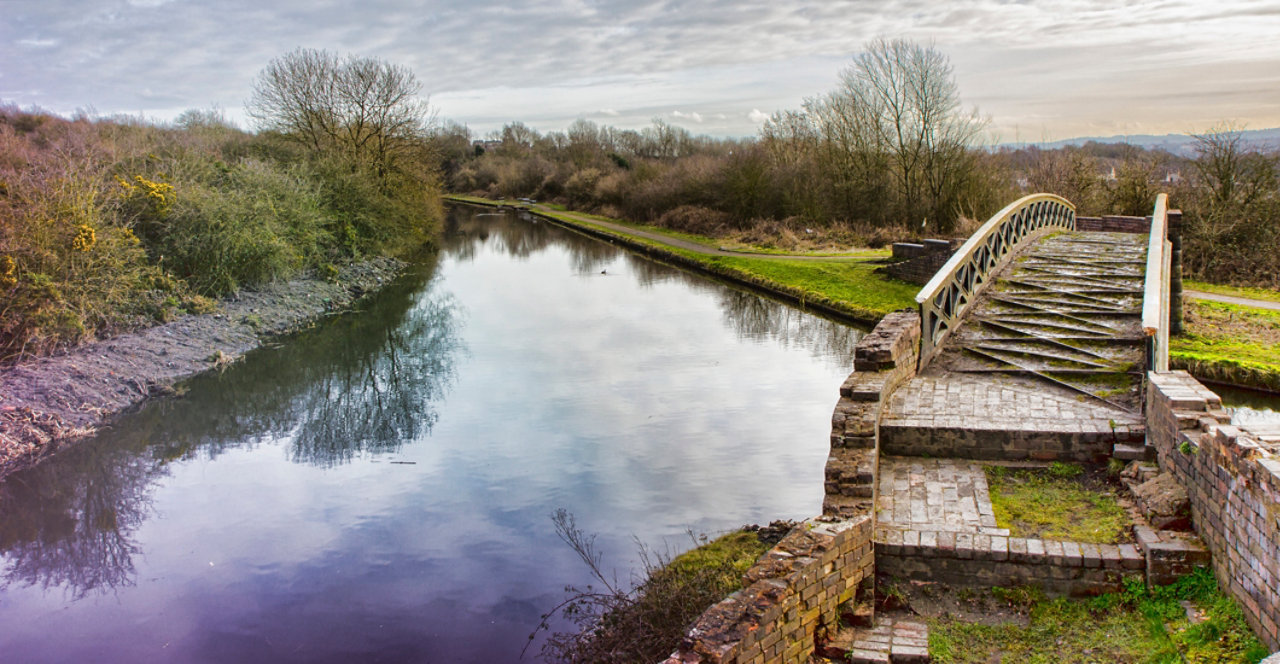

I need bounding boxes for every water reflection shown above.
[0,205,863,663]
[1215,385,1280,426]
[0,445,157,599]
[0,259,463,597]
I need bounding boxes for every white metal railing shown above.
[915,193,1077,369]
[1143,193,1171,372]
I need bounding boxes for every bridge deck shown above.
[882,231,1148,461]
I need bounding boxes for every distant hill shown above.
[1002,127,1280,157]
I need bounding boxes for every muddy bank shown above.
[0,256,405,480]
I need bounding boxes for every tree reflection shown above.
[0,254,464,596]
[445,207,617,275]
[0,438,160,599]
[716,289,864,362]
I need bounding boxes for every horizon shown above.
[4,1,1280,143]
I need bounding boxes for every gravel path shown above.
[1184,289,1280,311]
[0,257,404,480]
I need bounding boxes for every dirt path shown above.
[0,257,405,480]
[1184,289,1280,311]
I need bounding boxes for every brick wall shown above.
[825,311,920,517]
[1076,215,1151,234]
[881,241,957,285]
[878,424,1125,462]
[662,516,874,664]
[876,533,1144,596]
[1146,371,1280,650]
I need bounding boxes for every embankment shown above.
[0,257,404,480]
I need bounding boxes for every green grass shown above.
[1173,300,1280,392]
[929,571,1269,663]
[928,570,1269,664]
[1185,280,1280,305]
[984,464,1130,544]
[664,530,770,588]
[707,255,918,318]
[928,595,1157,663]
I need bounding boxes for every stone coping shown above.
[874,527,1145,571]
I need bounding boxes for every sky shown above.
[3,0,1279,142]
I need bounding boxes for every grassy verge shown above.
[1172,300,1280,393]
[985,463,1130,544]
[446,194,917,323]
[1185,280,1280,305]
[926,570,1269,663]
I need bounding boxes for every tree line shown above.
[442,39,1279,288]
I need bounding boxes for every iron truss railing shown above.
[915,193,1077,369]
[1142,193,1171,373]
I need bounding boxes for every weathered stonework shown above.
[1147,371,1280,650]
[1075,215,1151,234]
[825,311,920,518]
[662,516,875,664]
[880,240,957,285]
[875,533,1143,597]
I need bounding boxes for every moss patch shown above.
[664,530,770,589]
[1173,300,1280,392]
[985,464,1130,544]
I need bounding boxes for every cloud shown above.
[747,109,770,124]
[671,110,704,123]
[597,108,620,116]
[1,0,1277,140]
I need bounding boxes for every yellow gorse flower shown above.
[133,175,174,205]
[0,255,16,288]
[72,224,97,252]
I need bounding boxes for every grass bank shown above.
[446,195,916,325]
[1172,299,1280,393]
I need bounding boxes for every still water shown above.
[0,206,864,663]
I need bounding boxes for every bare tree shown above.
[247,48,434,181]
[1192,124,1277,210]
[815,38,986,231]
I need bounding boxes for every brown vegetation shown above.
[0,51,447,362]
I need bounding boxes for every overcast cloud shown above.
[3,0,1278,141]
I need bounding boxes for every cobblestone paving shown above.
[875,456,1008,537]
[881,371,1140,435]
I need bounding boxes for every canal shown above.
[0,205,864,663]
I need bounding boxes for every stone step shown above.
[1134,526,1211,586]
[818,617,930,663]
[1113,442,1154,461]
[879,422,1143,462]
[875,528,1144,596]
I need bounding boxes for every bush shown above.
[0,104,443,361]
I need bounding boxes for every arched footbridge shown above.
[879,193,1179,462]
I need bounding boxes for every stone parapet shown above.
[1146,371,1280,650]
[662,516,875,664]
